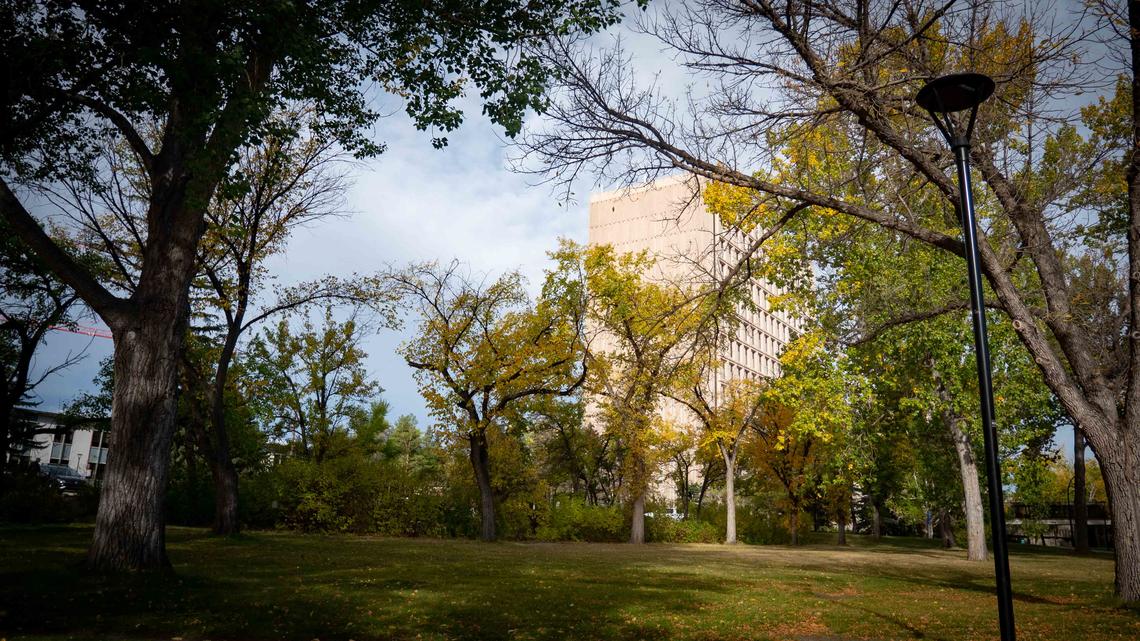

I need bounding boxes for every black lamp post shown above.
[916,72,1015,641]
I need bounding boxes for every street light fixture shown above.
[916,72,1015,641]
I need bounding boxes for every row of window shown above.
[48,429,110,480]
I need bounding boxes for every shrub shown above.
[370,475,450,537]
[166,468,215,527]
[273,456,374,532]
[536,496,626,542]
[239,470,284,530]
[0,465,98,524]
[645,516,720,543]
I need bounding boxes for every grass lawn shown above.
[1,526,1136,641]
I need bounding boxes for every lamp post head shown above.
[916,73,995,113]
[916,73,995,148]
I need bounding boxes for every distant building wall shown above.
[586,175,805,506]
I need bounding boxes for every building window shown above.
[87,429,111,482]
[49,430,73,465]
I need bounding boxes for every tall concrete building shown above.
[587,175,804,507]
[588,174,802,388]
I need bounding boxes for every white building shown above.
[8,409,111,481]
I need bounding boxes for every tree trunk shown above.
[1073,427,1089,554]
[871,500,882,540]
[940,510,957,548]
[0,406,10,494]
[468,430,496,542]
[630,491,646,544]
[837,503,848,546]
[87,317,184,571]
[696,469,711,517]
[723,449,737,544]
[1094,433,1140,600]
[679,464,691,520]
[1,334,37,495]
[789,507,799,546]
[208,331,242,536]
[945,411,988,561]
[211,457,239,536]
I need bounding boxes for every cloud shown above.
[30,16,681,430]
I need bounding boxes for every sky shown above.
[28,98,593,428]
[26,21,675,431]
[23,7,1088,459]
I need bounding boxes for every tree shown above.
[388,414,424,472]
[2,0,630,571]
[659,420,697,520]
[532,395,620,505]
[575,241,736,543]
[43,107,383,536]
[245,308,378,462]
[193,108,374,535]
[671,372,767,544]
[390,259,587,541]
[746,400,815,546]
[758,332,852,545]
[348,399,394,459]
[521,0,1140,599]
[0,218,90,489]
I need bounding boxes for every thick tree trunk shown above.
[723,450,737,544]
[1094,434,1140,601]
[1073,427,1089,554]
[837,503,848,546]
[871,500,882,540]
[87,317,184,571]
[945,412,987,562]
[940,510,956,548]
[789,507,799,546]
[630,491,646,544]
[468,430,496,542]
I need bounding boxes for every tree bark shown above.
[695,468,712,517]
[87,314,185,571]
[1093,432,1140,600]
[208,329,242,536]
[468,430,496,542]
[678,459,692,520]
[945,411,988,562]
[211,455,240,536]
[871,500,882,540]
[939,509,957,548]
[1073,427,1089,554]
[789,507,799,546]
[723,449,737,544]
[0,416,10,494]
[630,491,646,544]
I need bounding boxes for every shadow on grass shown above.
[0,527,740,641]
[1,526,1132,641]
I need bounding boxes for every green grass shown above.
[1,526,1136,641]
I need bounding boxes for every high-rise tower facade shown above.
[587,175,805,507]
[588,175,802,388]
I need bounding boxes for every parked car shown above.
[39,464,88,494]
